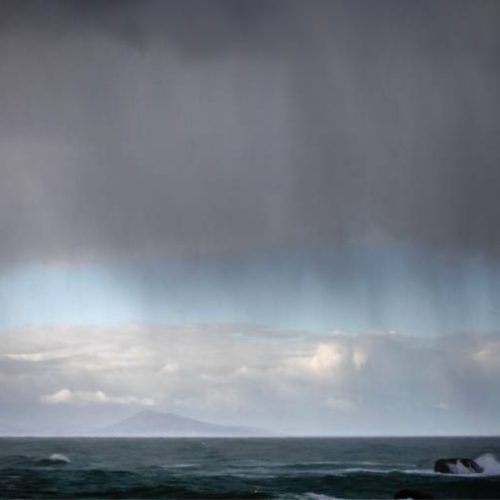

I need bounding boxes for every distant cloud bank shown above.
[1,324,499,435]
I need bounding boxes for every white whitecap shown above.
[304,494,342,500]
[48,453,70,463]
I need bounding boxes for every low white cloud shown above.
[6,348,73,362]
[158,362,180,375]
[302,343,345,375]
[42,388,156,406]
[472,340,500,373]
[7,352,48,362]
[325,396,357,413]
[352,348,367,370]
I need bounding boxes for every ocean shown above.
[1,437,500,499]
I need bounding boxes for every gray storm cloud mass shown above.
[0,0,499,264]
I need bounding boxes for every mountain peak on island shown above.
[104,410,263,437]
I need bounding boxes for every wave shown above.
[162,456,500,479]
[423,454,500,478]
[48,453,70,463]
[35,453,70,466]
[277,455,500,478]
[301,453,500,478]
[278,494,342,500]
[303,494,342,500]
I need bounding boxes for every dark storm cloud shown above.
[1,0,500,265]
[0,0,284,55]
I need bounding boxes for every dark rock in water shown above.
[394,489,434,499]
[434,458,483,474]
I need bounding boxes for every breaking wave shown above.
[299,454,500,478]
[36,453,71,466]
[48,453,70,463]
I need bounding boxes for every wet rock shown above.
[434,458,483,474]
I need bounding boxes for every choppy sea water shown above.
[1,437,500,499]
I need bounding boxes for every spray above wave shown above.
[474,454,500,476]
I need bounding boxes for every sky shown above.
[1,0,500,435]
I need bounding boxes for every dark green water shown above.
[1,437,500,499]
